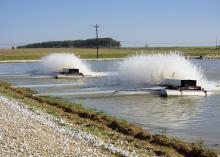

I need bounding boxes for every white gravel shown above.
[0,95,138,157]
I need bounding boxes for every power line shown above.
[0,42,31,46]
[120,41,216,45]
[0,39,219,47]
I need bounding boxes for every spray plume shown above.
[117,53,206,86]
[39,53,92,75]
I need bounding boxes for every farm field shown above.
[0,47,220,60]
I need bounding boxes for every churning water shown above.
[118,53,204,84]
[39,53,106,77]
[0,53,220,149]
[116,53,220,92]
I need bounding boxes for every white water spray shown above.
[117,53,218,90]
[39,53,97,76]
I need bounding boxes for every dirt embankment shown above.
[0,81,218,157]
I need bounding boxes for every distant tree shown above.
[11,46,15,50]
[17,38,121,49]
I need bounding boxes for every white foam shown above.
[116,52,219,91]
[39,53,106,77]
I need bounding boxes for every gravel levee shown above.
[0,95,137,157]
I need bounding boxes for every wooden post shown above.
[94,24,100,58]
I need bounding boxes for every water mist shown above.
[116,53,215,89]
[39,53,94,75]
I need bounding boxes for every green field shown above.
[0,47,220,60]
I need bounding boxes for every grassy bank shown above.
[0,47,220,60]
[0,80,218,157]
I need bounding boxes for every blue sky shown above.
[0,0,219,47]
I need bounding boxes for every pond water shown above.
[0,58,220,149]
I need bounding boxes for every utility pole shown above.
[93,24,100,58]
[216,38,218,49]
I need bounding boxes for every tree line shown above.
[17,38,121,48]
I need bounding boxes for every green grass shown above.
[47,110,59,118]
[194,138,205,149]
[0,47,220,60]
